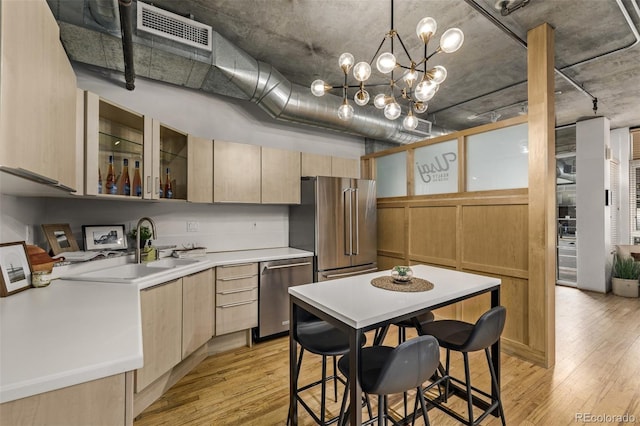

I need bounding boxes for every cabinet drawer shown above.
[216,276,257,293]
[216,288,258,307]
[216,301,258,335]
[216,263,258,279]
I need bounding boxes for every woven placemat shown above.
[371,276,434,292]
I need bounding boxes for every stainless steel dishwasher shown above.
[255,257,313,341]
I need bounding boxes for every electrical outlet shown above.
[187,221,199,232]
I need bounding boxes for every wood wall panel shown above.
[408,206,457,262]
[500,276,529,344]
[377,255,405,271]
[377,207,406,256]
[461,204,528,272]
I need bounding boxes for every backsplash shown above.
[1,194,289,253]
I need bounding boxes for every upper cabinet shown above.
[262,147,301,204]
[187,135,214,203]
[213,140,261,203]
[150,120,189,201]
[301,153,360,179]
[0,0,77,190]
[85,93,150,198]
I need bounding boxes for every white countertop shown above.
[289,264,501,329]
[0,247,313,403]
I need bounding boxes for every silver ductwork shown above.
[49,0,448,144]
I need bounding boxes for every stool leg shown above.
[463,352,474,426]
[333,355,339,402]
[416,385,430,426]
[321,355,327,425]
[377,395,386,426]
[444,349,451,403]
[485,348,506,426]
[286,347,306,426]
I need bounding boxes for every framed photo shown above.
[0,242,33,297]
[42,223,79,255]
[82,225,127,251]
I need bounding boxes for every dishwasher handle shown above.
[262,261,311,272]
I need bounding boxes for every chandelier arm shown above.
[426,49,441,61]
[368,36,389,65]
[394,33,415,65]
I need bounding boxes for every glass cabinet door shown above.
[149,121,188,201]
[85,92,149,198]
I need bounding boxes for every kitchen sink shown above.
[60,258,203,284]
[145,258,201,268]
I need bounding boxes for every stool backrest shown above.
[461,306,507,352]
[368,335,440,395]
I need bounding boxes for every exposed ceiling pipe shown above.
[435,0,639,119]
[118,0,135,90]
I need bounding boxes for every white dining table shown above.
[288,264,502,425]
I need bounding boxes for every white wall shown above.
[0,65,366,252]
[576,117,610,293]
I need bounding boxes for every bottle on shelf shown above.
[119,158,131,196]
[106,155,117,195]
[164,167,173,199]
[98,167,103,194]
[132,160,142,197]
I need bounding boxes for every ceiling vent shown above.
[400,118,432,139]
[136,1,212,51]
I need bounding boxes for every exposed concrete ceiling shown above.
[48,0,640,145]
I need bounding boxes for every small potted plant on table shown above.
[612,254,640,298]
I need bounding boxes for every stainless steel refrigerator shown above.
[289,176,377,281]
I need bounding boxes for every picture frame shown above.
[42,223,79,255]
[82,225,127,251]
[0,241,33,297]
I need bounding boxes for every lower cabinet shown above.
[135,268,215,393]
[215,263,258,336]
[135,279,183,393]
[0,373,127,426]
[182,268,215,357]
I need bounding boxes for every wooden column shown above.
[527,23,556,367]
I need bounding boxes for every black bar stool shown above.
[421,306,507,426]
[288,309,366,425]
[337,334,443,426]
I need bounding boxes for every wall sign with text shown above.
[414,139,458,195]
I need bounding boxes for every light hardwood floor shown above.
[134,286,640,425]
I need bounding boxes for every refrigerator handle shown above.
[353,188,359,255]
[344,188,352,255]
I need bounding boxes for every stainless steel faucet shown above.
[135,217,157,263]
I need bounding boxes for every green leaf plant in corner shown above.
[612,254,640,280]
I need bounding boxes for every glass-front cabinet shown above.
[85,92,150,198]
[84,92,209,202]
[556,153,577,286]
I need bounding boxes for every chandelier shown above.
[310,0,464,131]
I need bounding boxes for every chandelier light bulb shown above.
[373,93,387,109]
[376,52,397,74]
[403,112,419,130]
[310,79,328,97]
[413,102,428,113]
[353,62,372,82]
[414,79,438,101]
[354,89,370,106]
[402,68,419,87]
[416,17,437,43]
[338,100,354,120]
[338,53,355,73]
[384,101,401,120]
[429,65,448,84]
[440,28,464,53]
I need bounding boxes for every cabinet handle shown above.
[219,274,257,281]
[219,300,255,308]
[220,263,255,268]
[219,287,255,294]
[146,176,151,194]
[323,267,378,279]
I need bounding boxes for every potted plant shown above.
[611,254,640,298]
[127,226,152,249]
